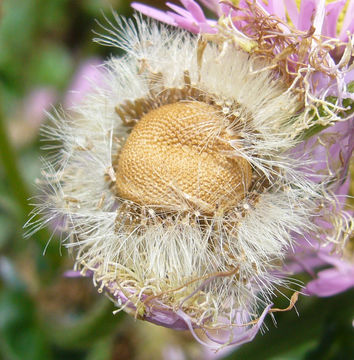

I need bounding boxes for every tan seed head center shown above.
[115,101,252,214]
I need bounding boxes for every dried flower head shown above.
[30,0,353,350]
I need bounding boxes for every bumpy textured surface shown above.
[115,101,252,213]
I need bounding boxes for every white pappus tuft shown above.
[29,14,352,348]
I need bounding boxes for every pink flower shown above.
[133,1,354,99]
[132,0,354,40]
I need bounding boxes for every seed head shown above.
[30,14,353,349]
[115,101,252,214]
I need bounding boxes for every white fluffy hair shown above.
[30,14,350,332]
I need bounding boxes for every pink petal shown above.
[166,2,195,19]
[323,0,346,37]
[305,268,354,296]
[166,12,200,33]
[284,0,300,25]
[220,2,233,16]
[261,0,286,21]
[198,21,218,34]
[198,0,222,16]
[298,0,317,31]
[180,0,207,23]
[131,3,177,26]
[339,0,354,41]
[283,254,327,275]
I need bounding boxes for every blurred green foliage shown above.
[0,1,132,359]
[0,0,353,359]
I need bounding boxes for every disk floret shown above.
[115,100,253,214]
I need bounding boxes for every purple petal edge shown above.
[131,3,177,26]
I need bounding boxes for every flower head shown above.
[31,0,353,350]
